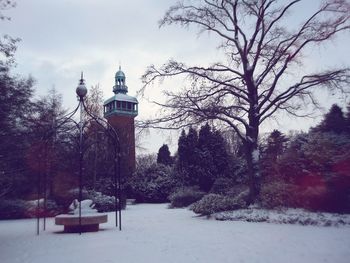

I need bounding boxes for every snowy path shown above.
[0,204,349,263]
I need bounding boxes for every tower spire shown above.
[113,66,128,94]
[79,71,84,84]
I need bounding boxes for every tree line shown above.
[130,104,350,213]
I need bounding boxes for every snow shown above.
[68,199,97,214]
[1,204,350,263]
[246,63,253,71]
[214,207,350,227]
[252,148,259,163]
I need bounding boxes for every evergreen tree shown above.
[0,43,35,198]
[264,130,289,162]
[176,124,231,191]
[313,104,346,134]
[345,103,350,135]
[197,123,215,191]
[177,129,187,170]
[157,144,172,166]
[184,127,200,186]
[261,130,289,179]
[210,130,231,175]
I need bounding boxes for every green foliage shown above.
[191,194,247,216]
[260,182,298,209]
[176,124,233,191]
[89,190,125,212]
[0,199,61,219]
[168,187,205,208]
[53,188,125,212]
[260,126,350,212]
[0,44,35,198]
[346,103,350,134]
[129,163,177,203]
[0,199,28,219]
[210,178,235,195]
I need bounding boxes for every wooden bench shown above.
[55,213,108,232]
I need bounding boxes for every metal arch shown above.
[36,90,123,235]
[80,99,122,230]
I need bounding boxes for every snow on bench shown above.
[55,199,107,232]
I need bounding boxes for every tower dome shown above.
[113,66,128,94]
[115,68,125,79]
[104,66,138,118]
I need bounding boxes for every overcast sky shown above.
[2,0,350,154]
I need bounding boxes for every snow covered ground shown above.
[1,203,349,263]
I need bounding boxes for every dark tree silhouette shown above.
[313,104,347,134]
[157,144,173,166]
[346,103,350,134]
[264,130,289,162]
[141,0,350,203]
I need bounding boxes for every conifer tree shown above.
[345,103,350,135]
[157,144,172,166]
[313,104,346,134]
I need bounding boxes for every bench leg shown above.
[64,224,99,233]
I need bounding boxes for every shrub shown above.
[25,199,61,217]
[297,185,330,212]
[210,178,235,195]
[0,199,28,219]
[53,188,90,210]
[0,199,62,219]
[260,181,297,208]
[88,190,126,212]
[191,194,246,216]
[168,187,205,208]
[129,163,177,203]
[53,188,125,212]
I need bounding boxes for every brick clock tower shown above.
[103,67,138,182]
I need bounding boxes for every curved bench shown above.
[55,213,108,232]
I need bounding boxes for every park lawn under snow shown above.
[0,204,349,263]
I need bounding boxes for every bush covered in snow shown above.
[0,199,28,219]
[210,178,236,195]
[0,199,61,219]
[26,199,61,217]
[191,194,246,216]
[168,187,205,208]
[54,188,125,212]
[89,190,126,212]
[260,181,298,208]
[129,163,177,203]
[214,207,350,227]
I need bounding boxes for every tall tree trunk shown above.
[245,116,260,205]
[245,141,259,205]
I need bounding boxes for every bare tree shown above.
[0,0,16,21]
[141,0,350,203]
[85,84,104,119]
